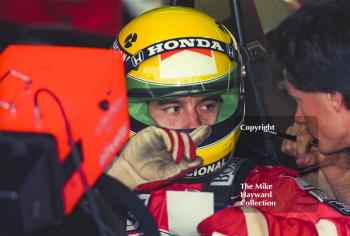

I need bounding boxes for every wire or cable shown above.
[33,88,109,236]
[265,130,318,147]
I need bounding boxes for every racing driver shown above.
[108,6,350,236]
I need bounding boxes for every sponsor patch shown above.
[308,189,330,202]
[210,159,241,186]
[325,200,350,216]
[307,189,350,216]
[186,157,229,178]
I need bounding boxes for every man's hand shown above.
[281,122,346,169]
[281,122,321,167]
[281,122,350,205]
[107,125,211,191]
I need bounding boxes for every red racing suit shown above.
[126,160,350,236]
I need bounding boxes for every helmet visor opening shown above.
[128,92,241,126]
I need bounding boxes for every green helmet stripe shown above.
[127,68,240,101]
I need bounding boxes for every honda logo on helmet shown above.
[147,38,225,57]
[226,45,235,59]
[131,51,144,68]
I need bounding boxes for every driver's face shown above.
[148,96,220,129]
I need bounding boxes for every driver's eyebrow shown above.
[155,99,182,106]
[155,96,222,106]
[199,95,222,103]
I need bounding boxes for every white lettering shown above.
[240,199,276,207]
[164,40,179,50]
[255,183,272,189]
[211,41,224,52]
[240,191,272,198]
[147,44,164,56]
[186,158,227,177]
[145,38,229,59]
[179,38,196,48]
[207,163,216,173]
[240,124,275,133]
[196,39,211,48]
[198,167,207,176]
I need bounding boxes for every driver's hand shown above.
[107,125,211,191]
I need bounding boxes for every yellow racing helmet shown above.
[113,6,245,182]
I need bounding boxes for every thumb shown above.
[189,125,211,146]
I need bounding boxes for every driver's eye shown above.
[200,104,214,110]
[164,106,181,113]
[199,100,219,111]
